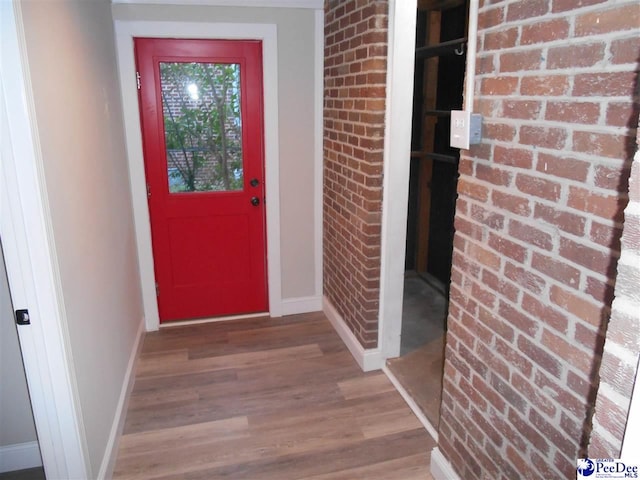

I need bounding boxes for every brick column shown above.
[438,1,640,478]
[323,0,388,349]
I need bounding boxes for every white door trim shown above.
[378,0,417,360]
[0,1,88,477]
[314,8,324,302]
[111,0,323,7]
[114,20,282,330]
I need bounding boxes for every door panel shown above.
[168,216,251,285]
[135,38,268,322]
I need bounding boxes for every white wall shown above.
[111,4,317,300]
[18,0,144,475]
[0,246,38,448]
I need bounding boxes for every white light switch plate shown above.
[450,110,482,149]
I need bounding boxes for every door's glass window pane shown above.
[160,62,243,192]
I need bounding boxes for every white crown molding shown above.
[111,0,323,8]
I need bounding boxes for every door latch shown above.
[15,309,30,326]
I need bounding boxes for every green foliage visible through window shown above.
[160,62,243,192]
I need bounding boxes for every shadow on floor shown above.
[387,274,447,429]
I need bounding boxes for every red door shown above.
[135,38,268,323]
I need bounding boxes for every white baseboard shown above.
[282,295,323,316]
[430,447,460,480]
[0,441,42,473]
[383,365,439,441]
[322,296,383,372]
[97,316,145,479]
[157,296,323,327]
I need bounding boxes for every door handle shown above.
[251,196,260,206]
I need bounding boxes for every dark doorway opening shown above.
[388,0,468,430]
[406,0,467,292]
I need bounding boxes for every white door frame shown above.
[378,0,417,360]
[114,20,282,330]
[0,1,88,477]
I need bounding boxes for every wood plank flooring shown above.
[113,312,436,480]
[386,335,445,428]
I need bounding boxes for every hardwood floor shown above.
[385,275,446,429]
[386,335,445,428]
[113,312,436,480]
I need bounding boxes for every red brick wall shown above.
[590,119,640,457]
[440,0,640,478]
[323,0,388,348]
